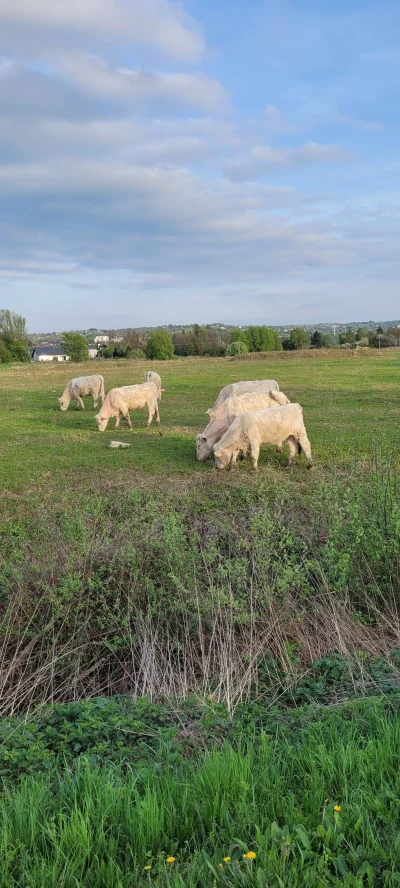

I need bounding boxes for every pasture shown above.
[1,351,400,886]
[1,349,399,499]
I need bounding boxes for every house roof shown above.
[32,346,68,356]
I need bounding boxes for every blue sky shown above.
[0,0,399,331]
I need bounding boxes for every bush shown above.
[145,330,175,360]
[226,341,248,356]
[61,332,89,362]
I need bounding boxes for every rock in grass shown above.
[109,441,130,449]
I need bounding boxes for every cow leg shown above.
[77,396,85,410]
[250,442,260,470]
[93,398,98,408]
[287,436,297,465]
[276,443,283,453]
[146,405,154,427]
[123,410,133,429]
[114,413,120,429]
[298,431,313,468]
[154,401,161,425]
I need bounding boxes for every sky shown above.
[0,0,399,332]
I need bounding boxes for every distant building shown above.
[31,346,70,362]
[88,344,99,359]
[94,335,109,344]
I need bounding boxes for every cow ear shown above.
[270,390,280,403]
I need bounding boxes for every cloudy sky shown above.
[0,0,399,331]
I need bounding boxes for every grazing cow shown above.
[211,379,279,410]
[95,383,160,431]
[143,371,164,399]
[58,375,105,411]
[213,404,313,470]
[196,390,290,460]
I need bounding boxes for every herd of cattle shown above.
[58,372,313,470]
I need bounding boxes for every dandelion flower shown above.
[334,805,341,813]
[243,851,257,860]
[144,865,151,871]
[167,856,176,864]
[223,856,231,863]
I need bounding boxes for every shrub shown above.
[145,330,175,360]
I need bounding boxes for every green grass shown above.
[1,352,400,886]
[0,350,399,496]
[1,696,400,887]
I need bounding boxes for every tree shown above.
[0,308,30,362]
[226,340,248,356]
[145,329,175,360]
[311,330,323,348]
[245,325,281,352]
[289,327,310,350]
[61,332,89,362]
[231,328,248,345]
[0,309,28,342]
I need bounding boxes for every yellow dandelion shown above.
[166,856,176,864]
[243,851,257,860]
[223,856,231,863]
[144,865,152,871]
[334,805,341,813]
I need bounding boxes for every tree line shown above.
[1,308,399,363]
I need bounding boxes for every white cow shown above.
[95,383,160,431]
[143,371,163,399]
[58,375,105,411]
[213,404,313,470]
[196,390,290,460]
[211,379,279,410]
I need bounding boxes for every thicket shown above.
[1,454,399,713]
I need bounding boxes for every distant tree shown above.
[339,328,357,345]
[0,309,30,362]
[0,309,28,342]
[145,329,175,360]
[61,332,89,362]
[311,330,324,348]
[231,328,248,345]
[245,325,281,352]
[289,327,310,350]
[376,325,384,335]
[123,328,144,351]
[226,340,249,356]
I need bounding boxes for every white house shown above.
[88,344,99,358]
[94,335,109,345]
[31,346,70,362]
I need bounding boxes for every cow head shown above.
[213,447,231,470]
[58,396,69,411]
[196,433,213,461]
[95,412,109,431]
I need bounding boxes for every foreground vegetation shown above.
[0,351,399,886]
[1,695,400,886]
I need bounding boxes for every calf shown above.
[95,383,160,431]
[196,390,290,460]
[211,379,279,410]
[58,375,105,410]
[213,404,313,470]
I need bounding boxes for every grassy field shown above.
[1,351,400,886]
[1,349,399,497]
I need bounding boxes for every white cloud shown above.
[58,53,230,113]
[226,141,351,180]
[0,0,204,62]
